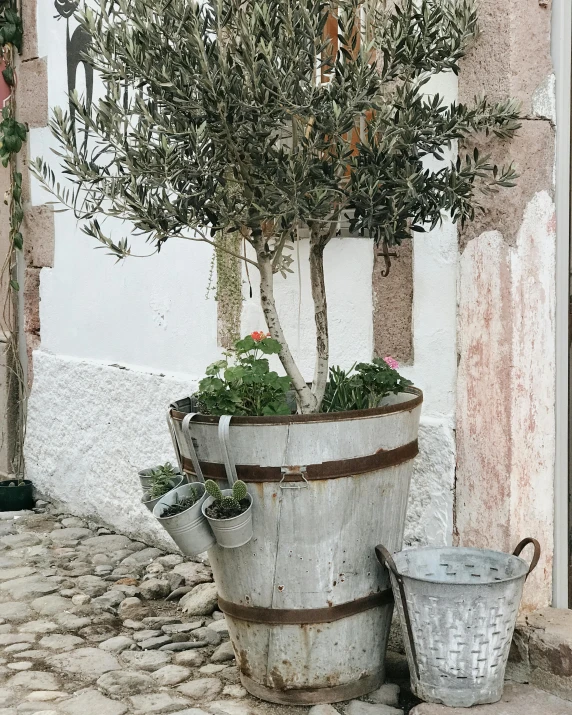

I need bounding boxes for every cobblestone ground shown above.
[0,503,407,715]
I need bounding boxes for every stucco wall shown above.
[24,2,458,547]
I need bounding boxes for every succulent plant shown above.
[160,489,198,518]
[144,463,182,501]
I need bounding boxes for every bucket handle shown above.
[513,538,541,579]
[181,413,205,483]
[375,545,420,681]
[166,409,184,474]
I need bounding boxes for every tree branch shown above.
[256,241,317,414]
[309,223,330,409]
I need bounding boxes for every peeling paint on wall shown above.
[457,192,556,610]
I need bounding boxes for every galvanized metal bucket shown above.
[376,539,540,708]
[153,482,216,556]
[202,490,253,548]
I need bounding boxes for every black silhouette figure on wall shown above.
[54,0,93,123]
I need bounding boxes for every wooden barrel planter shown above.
[168,388,422,705]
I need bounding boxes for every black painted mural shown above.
[54,0,93,121]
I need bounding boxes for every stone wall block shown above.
[509,609,572,702]
[20,0,39,61]
[373,241,413,363]
[17,57,48,129]
[460,120,555,246]
[23,205,55,268]
[459,0,553,115]
[25,331,40,388]
[23,267,40,335]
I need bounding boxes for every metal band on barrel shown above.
[218,589,394,625]
[181,439,418,483]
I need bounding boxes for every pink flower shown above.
[251,331,266,342]
[383,356,399,370]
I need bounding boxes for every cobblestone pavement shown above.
[0,503,407,715]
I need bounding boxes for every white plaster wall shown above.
[25,7,458,547]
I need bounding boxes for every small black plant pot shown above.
[0,480,34,512]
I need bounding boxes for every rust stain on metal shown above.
[269,667,286,690]
[238,649,252,678]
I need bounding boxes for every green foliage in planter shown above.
[205,479,249,519]
[33,0,521,414]
[196,333,292,416]
[322,358,413,412]
[160,489,199,518]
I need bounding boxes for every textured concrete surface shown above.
[410,683,572,714]
[405,419,455,548]
[25,351,198,549]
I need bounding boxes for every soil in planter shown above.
[205,498,250,520]
[160,495,197,519]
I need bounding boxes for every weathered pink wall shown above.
[456,0,556,610]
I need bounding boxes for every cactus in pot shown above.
[205,479,250,519]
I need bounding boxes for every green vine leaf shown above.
[12,231,22,250]
[9,279,19,292]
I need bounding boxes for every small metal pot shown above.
[154,482,215,556]
[202,489,253,549]
[141,475,184,513]
[138,466,185,490]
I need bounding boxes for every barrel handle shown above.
[375,544,420,681]
[513,538,541,580]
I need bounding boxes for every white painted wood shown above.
[169,391,422,700]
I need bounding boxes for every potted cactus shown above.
[153,482,216,556]
[202,479,253,549]
[34,0,520,703]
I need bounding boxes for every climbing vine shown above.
[0,0,28,478]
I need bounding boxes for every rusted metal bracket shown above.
[280,466,309,489]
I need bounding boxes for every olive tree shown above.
[33,0,520,413]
